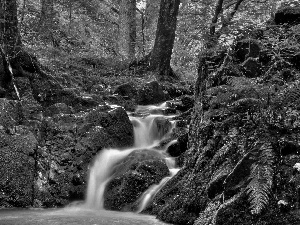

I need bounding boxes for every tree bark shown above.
[0,0,58,92]
[210,0,224,36]
[0,0,22,56]
[118,0,136,61]
[39,0,56,44]
[149,0,180,81]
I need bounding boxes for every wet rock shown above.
[137,81,166,105]
[167,133,188,157]
[104,150,169,211]
[151,117,172,141]
[275,6,300,25]
[83,105,134,148]
[103,95,136,111]
[234,39,260,62]
[241,57,262,78]
[0,126,37,207]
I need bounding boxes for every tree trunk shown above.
[0,0,22,56]
[39,0,57,44]
[145,0,160,29]
[118,0,136,61]
[149,0,180,81]
[0,0,58,93]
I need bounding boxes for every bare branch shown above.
[210,0,224,36]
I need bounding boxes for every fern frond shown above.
[246,142,274,215]
[282,83,300,107]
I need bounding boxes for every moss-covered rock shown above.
[103,150,169,211]
[136,81,167,105]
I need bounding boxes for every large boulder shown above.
[35,104,134,207]
[137,81,166,105]
[82,105,134,150]
[0,126,37,207]
[103,149,169,211]
[275,6,300,25]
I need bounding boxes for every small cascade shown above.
[84,103,180,211]
[85,148,136,209]
[137,157,180,213]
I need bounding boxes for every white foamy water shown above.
[84,103,180,211]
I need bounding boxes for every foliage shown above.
[246,142,274,215]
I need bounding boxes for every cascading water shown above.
[84,103,180,212]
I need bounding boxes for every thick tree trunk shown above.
[0,0,22,56]
[0,0,58,93]
[118,0,136,61]
[149,0,180,81]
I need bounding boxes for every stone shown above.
[234,39,260,62]
[167,133,188,157]
[114,82,137,99]
[136,81,166,105]
[103,150,169,210]
[275,6,300,25]
[77,105,134,154]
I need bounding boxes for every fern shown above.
[282,82,300,107]
[246,142,274,215]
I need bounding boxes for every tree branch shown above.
[210,0,224,36]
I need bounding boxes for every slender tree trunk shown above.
[145,0,160,29]
[39,0,56,43]
[118,0,136,61]
[149,0,180,80]
[210,0,224,36]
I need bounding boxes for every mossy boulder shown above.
[103,150,169,211]
[136,81,166,105]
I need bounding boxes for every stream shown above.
[0,103,179,225]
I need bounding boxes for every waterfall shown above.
[84,103,179,211]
